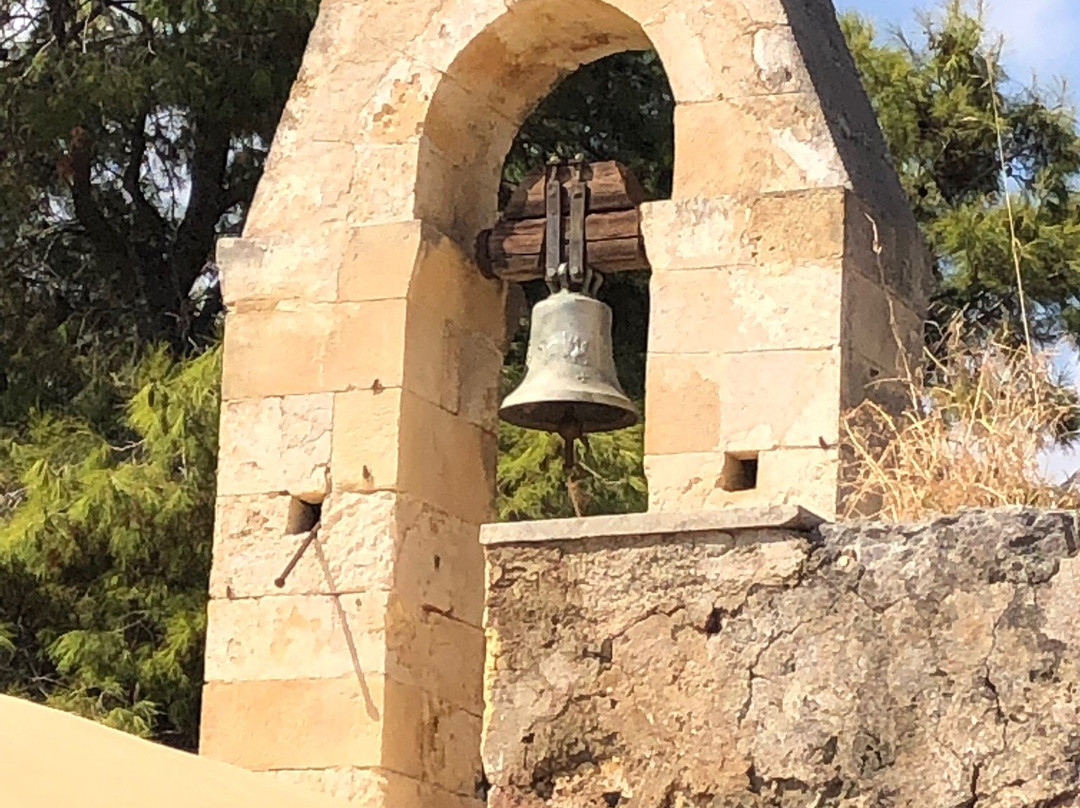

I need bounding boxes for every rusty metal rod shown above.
[274,522,321,588]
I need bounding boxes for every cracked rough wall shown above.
[482,509,1080,807]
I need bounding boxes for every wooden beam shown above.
[478,209,648,281]
[493,239,648,282]
[502,161,645,220]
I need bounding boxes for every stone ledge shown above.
[479,504,825,546]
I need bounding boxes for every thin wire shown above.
[985,52,1033,353]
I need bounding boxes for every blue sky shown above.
[837,0,1080,96]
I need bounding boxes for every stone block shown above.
[403,309,461,413]
[421,695,484,796]
[842,270,923,375]
[244,140,357,237]
[718,348,843,449]
[644,447,840,515]
[394,496,486,626]
[387,606,485,714]
[644,353,724,455]
[221,300,407,399]
[221,305,325,399]
[399,391,497,524]
[269,767,423,807]
[332,388,404,492]
[421,784,485,808]
[644,451,759,513]
[200,677,387,771]
[323,300,410,392]
[756,446,841,519]
[645,11,810,103]
[456,328,504,433]
[304,0,439,70]
[479,506,823,546]
[750,188,846,264]
[216,394,332,498]
[408,226,508,342]
[401,305,503,430]
[647,261,843,355]
[348,141,422,227]
[210,492,399,599]
[841,347,912,416]
[358,58,442,147]
[640,197,754,271]
[203,593,390,683]
[338,220,424,303]
[673,95,846,198]
[844,191,934,310]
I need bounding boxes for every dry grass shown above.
[841,319,1080,521]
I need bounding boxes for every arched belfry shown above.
[201,0,930,803]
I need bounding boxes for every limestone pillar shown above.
[201,222,505,807]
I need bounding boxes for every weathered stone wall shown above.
[483,508,1080,807]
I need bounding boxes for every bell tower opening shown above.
[494,51,674,522]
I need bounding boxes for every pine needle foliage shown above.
[0,346,220,749]
[843,3,1080,343]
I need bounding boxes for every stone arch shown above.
[203,0,931,804]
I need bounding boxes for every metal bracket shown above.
[544,155,603,297]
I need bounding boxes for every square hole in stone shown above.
[286,497,323,534]
[720,453,759,492]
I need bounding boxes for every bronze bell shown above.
[499,156,637,441]
[500,287,638,437]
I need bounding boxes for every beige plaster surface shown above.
[0,695,346,808]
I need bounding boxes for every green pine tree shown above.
[0,347,220,749]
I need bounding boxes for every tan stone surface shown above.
[221,300,407,399]
[347,141,424,227]
[756,446,841,519]
[394,496,486,624]
[270,767,422,806]
[338,220,424,302]
[407,228,508,341]
[482,510,1080,807]
[750,188,846,264]
[647,261,843,355]
[398,391,497,524]
[673,94,847,198]
[644,451,837,516]
[210,492,399,598]
[204,593,390,683]
[269,767,482,808]
[332,387,404,492]
[387,606,486,713]
[245,139,358,236]
[218,230,344,306]
[0,695,349,808]
[479,505,824,546]
[643,352,723,455]
[640,197,755,271]
[644,13,810,103]
[716,348,843,449]
[201,675,422,775]
[216,394,332,498]
[402,308,463,413]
